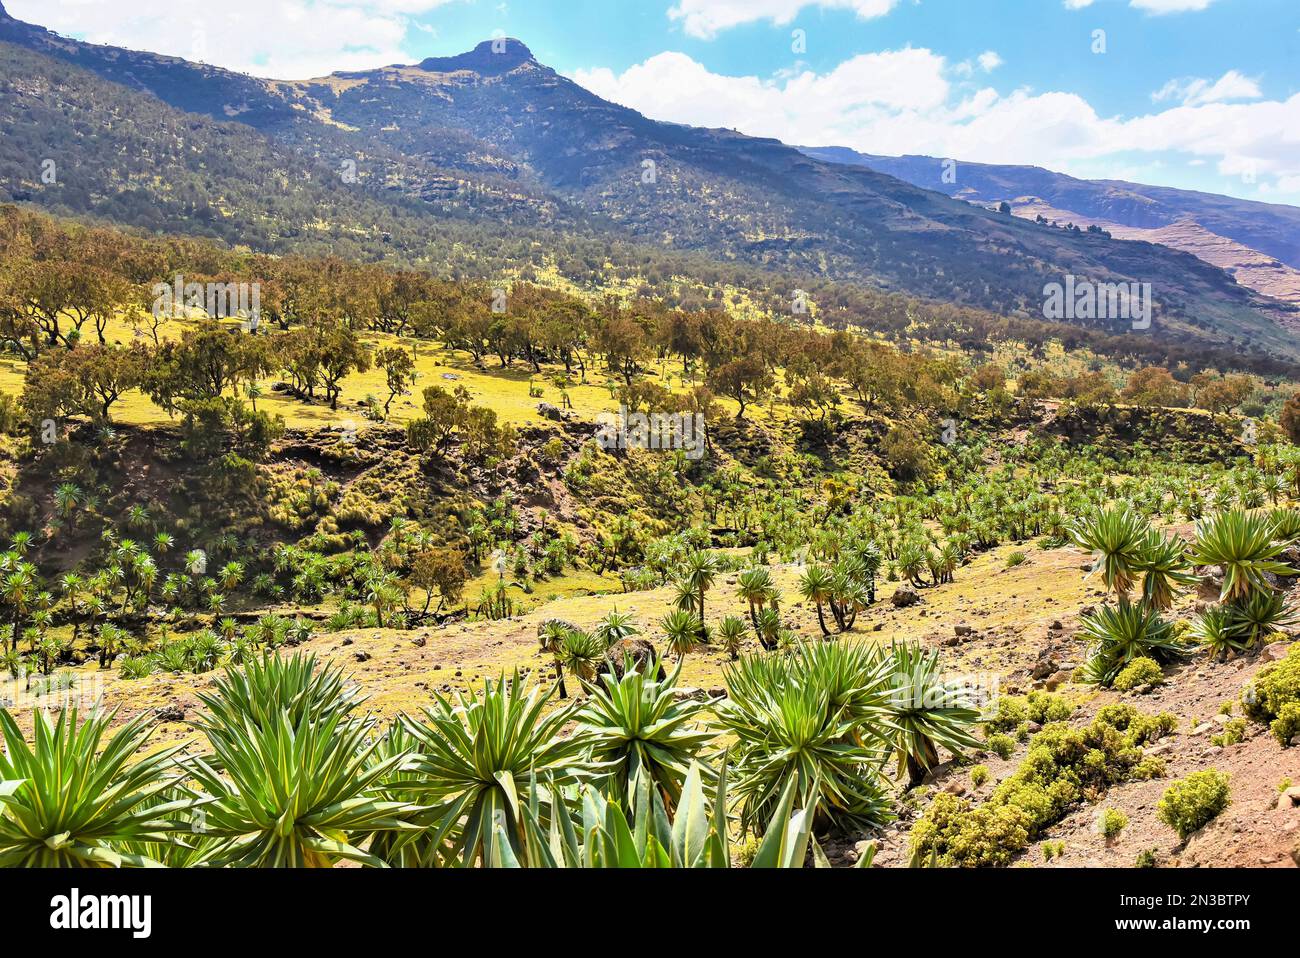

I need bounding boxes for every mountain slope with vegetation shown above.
[0,4,1295,360]
[804,145,1300,312]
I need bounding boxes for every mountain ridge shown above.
[0,8,1297,359]
[802,146,1300,308]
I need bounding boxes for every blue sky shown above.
[11,0,1300,204]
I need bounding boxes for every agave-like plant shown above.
[188,656,416,867]
[798,564,836,636]
[1188,606,1251,663]
[1228,590,1300,648]
[575,660,716,811]
[555,627,606,686]
[719,650,892,835]
[1078,600,1185,686]
[883,642,984,787]
[0,708,194,867]
[660,608,704,663]
[717,615,747,660]
[1135,528,1197,611]
[1189,509,1294,602]
[1268,507,1300,543]
[401,671,597,867]
[592,608,640,647]
[500,760,840,868]
[1071,504,1149,598]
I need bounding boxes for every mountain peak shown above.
[417,38,536,76]
[0,2,10,20]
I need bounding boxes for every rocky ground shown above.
[15,536,1299,868]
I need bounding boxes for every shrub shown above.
[1242,642,1300,723]
[991,692,1075,731]
[1136,848,1159,868]
[1100,808,1128,840]
[987,696,1028,732]
[1005,551,1028,569]
[1026,691,1075,724]
[908,792,1031,868]
[1211,718,1246,748]
[970,764,990,788]
[1157,771,1231,841]
[913,704,1173,867]
[1271,702,1300,747]
[1041,840,1065,860]
[985,733,1016,760]
[1113,657,1164,692]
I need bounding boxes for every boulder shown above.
[597,638,667,682]
[892,584,921,608]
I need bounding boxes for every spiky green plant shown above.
[717,615,747,660]
[500,759,832,868]
[719,650,892,835]
[1071,504,1149,597]
[1079,600,1185,687]
[798,564,835,636]
[884,642,984,787]
[660,608,704,663]
[188,656,415,867]
[592,608,640,647]
[1135,528,1197,611]
[1269,507,1300,544]
[575,660,715,811]
[1228,590,1300,647]
[0,708,193,866]
[556,627,606,686]
[1188,606,1251,662]
[1189,509,1294,602]
[400,671,596,867]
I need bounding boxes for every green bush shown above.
[1272,702,1300,747]
[970,764,990,788]
[985,733,1016,760]
[1113,657,1165,692]
[1026,692,1075,724]
[987,696,1027,732]
[1211,717,1247,747]
[907,792,1031,868]
[986,693,1073,733]
[1100,808,1128,839]
[1242,642,1300,723]
[1157,771,1231,841]
[912,704,1174,867]
[1136,848,1158,868]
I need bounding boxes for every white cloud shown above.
[1129,0,1218,13]
[976,51,1002,72]
[1153,70,1262,107]
[1063,0,1095,9]
[4,0,458,78]
[570,51,1300,202]
[667,0,899,41]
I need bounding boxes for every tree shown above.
[314,322,370,410]
[22,343,150,425]
[1281,390,1300,445]
[145,324,277,414]
[374,346,417,419]
[407,547,468,616]
[708,356,773,419]
[1121,366,1190,408]
[406,385,471,454]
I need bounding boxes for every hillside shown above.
[803,146,1300,313]
[0,3,1296,360]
